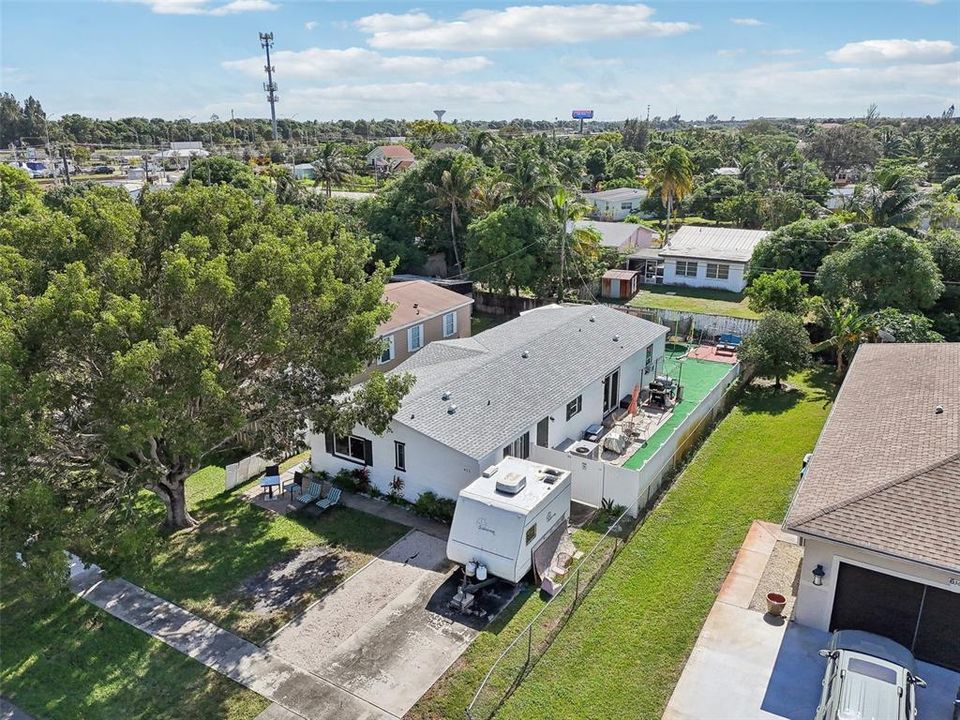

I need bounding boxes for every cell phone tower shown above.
[260,32,279,141]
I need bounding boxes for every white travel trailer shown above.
[447,456,572,585]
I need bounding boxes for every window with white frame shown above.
[378,334,395,364]
[675,261,698,277]
[706,263,730,280]
[442,311,457,337]
[620,201,633,210]
[645,344,654,372]
[332,434,372,465]
[566,395,582,421]
[407,323,424,352]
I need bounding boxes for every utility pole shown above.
[260,32,279,141]
[60,145,71,185]
[559,219,570,303]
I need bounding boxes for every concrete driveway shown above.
[664,522,959,720]
[266,530,515,719]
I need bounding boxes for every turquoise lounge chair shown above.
[315,487,342,511]
[293,480,323,506]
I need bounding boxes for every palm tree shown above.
[646,144,694,241]
[555,151,587,191]
[853,165,924,229]
[472,179,509,213]
[312,142,351,198]
[500,151,557,209]
[549,189,599,301]
[425,163,479,273]
[811,299,876,376]
[468,130,499,165]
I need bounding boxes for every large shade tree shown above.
[424,160,480,273]
[738,311,810,391]
[1,171,412,546]
[816,227,944,311]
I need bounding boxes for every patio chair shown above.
[293,480,323,506]
[315,487,342,511]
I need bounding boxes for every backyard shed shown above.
[601,269,640,299]
[447,456,572,584]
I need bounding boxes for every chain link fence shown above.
[465,373,747,720]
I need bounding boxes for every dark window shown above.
[503,432,530,460]
[332,434,372,465]
[603,368,620,414]
[394,441,406,471]
[566,396,582,420]
[525,524,537,545]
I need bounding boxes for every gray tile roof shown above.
[389,304,667,460]
[784,343,960,572]
[659,226,770,263]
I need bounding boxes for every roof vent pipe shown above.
[521,350,529,358]
[935,405,944,414]
[613,334,620,342]
[447,403,457,414]
[442,390,452,401]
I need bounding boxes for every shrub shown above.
[388,475,406,503]
[352,466,371,494]
[413,491,457,524]
[334,468,358,491]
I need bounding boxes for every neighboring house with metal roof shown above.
[574,220,656,254]
[659,226,770,293]
[309,304,667,502]
[583,188,649,221]
[368,280,474,376]
[785,343,960,671]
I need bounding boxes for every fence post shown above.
[526,624,533,667]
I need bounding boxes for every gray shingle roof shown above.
[784,343,960,572]
[389,304,667,460]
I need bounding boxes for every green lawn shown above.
[117,465,408,643]
[0,594,268,720]
[472,312,512,336]
[628,285,760,320]
[411,369,834,720]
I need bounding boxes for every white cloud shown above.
[717,48,745,57]
[827,39,957,64]
[731,17,765,27]
[305,20,318,30]
[119,0,278,15]
[355,4,697,50]
[222,47,492,78]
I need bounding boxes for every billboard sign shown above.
[572,109,594,119]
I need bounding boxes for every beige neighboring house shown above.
[373,280,474,374]
[785,343,960,672]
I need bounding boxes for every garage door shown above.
[831,563,960,671]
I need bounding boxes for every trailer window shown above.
[526,524,537,545]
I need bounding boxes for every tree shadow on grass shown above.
[740,367,836,417]
[0,594,267,720]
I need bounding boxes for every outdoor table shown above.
[260,474,282,498]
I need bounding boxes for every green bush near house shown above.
[413,491,457,524]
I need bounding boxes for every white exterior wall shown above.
[793,536,960,632]
[310,423,481,501]
[591,198,636,221]
[661,258,748,293]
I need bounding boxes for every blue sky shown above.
[2,0,958,121]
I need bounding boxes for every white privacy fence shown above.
[530,361,741,514]
[611,304,759,338]
[224,453,269,491]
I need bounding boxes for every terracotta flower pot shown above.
[766,592,787,617]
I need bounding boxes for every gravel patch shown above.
[749,540,803,617]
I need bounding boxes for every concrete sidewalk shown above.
[339,492,450,540]
[68,556,395,720]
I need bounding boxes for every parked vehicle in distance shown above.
[816,629,926,720]
[91,165,115,174]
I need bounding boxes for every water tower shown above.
[433,109,446,122]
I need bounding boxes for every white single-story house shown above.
[825,185,855,210]
[309,304,668,502]
[574,220,656,254]
[292,163,316,180]
[659,226,770,293]
[785,343,960,672]
[583,188,649,221]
